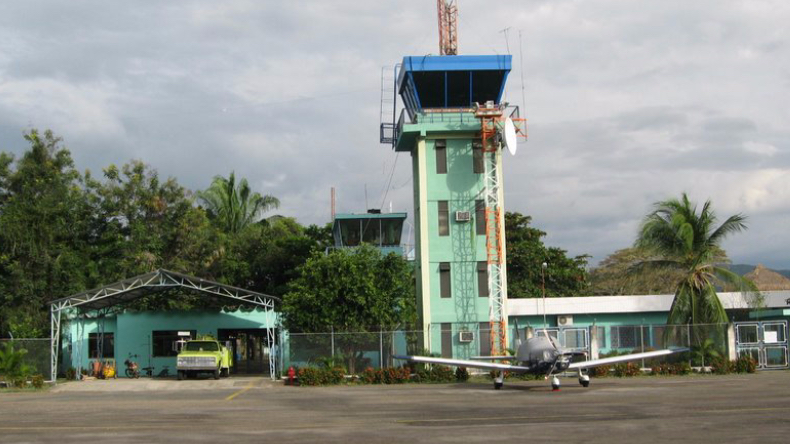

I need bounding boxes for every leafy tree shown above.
[589,247,687,295]
[505,212,589,298]
[214,218,327,297]
[282,245,416,372]
[635,193,756,328]
[197,172,279,234]
[0,130,92,336]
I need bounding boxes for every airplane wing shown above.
[568,348,689,370]
[394,355,532,373]
[470,356,516,361]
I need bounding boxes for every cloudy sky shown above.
[1,0,788,269]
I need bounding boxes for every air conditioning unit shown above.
[458,331,474,343]
[455,211,471,222]
[557,315,573,326]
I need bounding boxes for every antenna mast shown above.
[437,0,458,55]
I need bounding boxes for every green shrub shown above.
[65,367,76,380]
[0,343,32,379]
[672,362,691,375]
[430,364,455,382]
[13,377,27,389]
[735,356,757,373]
[31,374,45,389]
[455,367,469,382]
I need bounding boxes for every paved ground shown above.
[1,371,789,443]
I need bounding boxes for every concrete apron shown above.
[52,376,276,392]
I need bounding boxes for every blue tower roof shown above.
[398,55,512,116]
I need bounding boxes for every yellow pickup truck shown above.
[176,340,232,380]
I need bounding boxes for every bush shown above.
[358,367,411,384]
[13,377,27,389]
[455,367,469,382]
[735,356,757,373]
[709,356,734,375]
[673,362,691,375]
[297,366,345,386]
[414,364,455,383]
[31,374,45,389]
[613,362,641,377]
[65,367,76,380]
[590,365,610,377]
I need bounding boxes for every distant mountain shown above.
[728,264,790,280]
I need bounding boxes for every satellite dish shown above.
[503,117,517,155]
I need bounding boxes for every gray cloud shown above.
[0,0,788,270]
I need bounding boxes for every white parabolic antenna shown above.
[503,117,517,156]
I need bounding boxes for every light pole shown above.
[541,262,548,328]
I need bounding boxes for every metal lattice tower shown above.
[475,103,507,356]
[437,0,458,56]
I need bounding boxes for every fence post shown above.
[687,323,692,367]
[331,326,335,358]
[640,323,645,369]
[589,325,599,360]
[380,330,384,369]
[727,323,737,361]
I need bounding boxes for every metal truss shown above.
[49,269,280,382]
[476,104,508,356]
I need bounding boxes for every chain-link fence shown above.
[0,338,51,377]
[283,329,423,373]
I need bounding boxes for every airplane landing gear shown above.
[551,376,561,391]
[578,374,590,387]
[494,372,504,390]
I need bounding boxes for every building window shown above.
[435,139,447,174]
[88,333,114,359]
[479,322,491,356]
[475,200,486,235]
[438,201,449,236]
[477,261,489,297]
[441,323,452,358]
[610,326,643,350]
[439,262,451,298]
[473,141,484,174]
[153,330,196,357]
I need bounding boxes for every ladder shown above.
[476,104,507,356]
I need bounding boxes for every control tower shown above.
[382,55,525,358]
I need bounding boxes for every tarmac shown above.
[1,371,789,443]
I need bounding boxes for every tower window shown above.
[478,261,489,297]
[473,141,484,174]
[439,262,451,298]
[435,139,447,174]
[441,323,452,358]
[475,200,486,235]
[438,201,449,236]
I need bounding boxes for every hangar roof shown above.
[49,269,280,312]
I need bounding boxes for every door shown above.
[735,321,788,369]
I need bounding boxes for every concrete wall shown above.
[412,128,499,357]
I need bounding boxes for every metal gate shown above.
[735,321,789,369]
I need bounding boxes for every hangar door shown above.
[735,321,788,369]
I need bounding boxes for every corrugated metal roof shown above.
[508,291,790,316]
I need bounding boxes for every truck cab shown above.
[176,340,232,380]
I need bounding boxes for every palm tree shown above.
[635,193,756,331]
[197,172,279,234]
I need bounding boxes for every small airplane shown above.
[395,330,688,391]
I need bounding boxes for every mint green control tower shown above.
[381,55,524,358]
